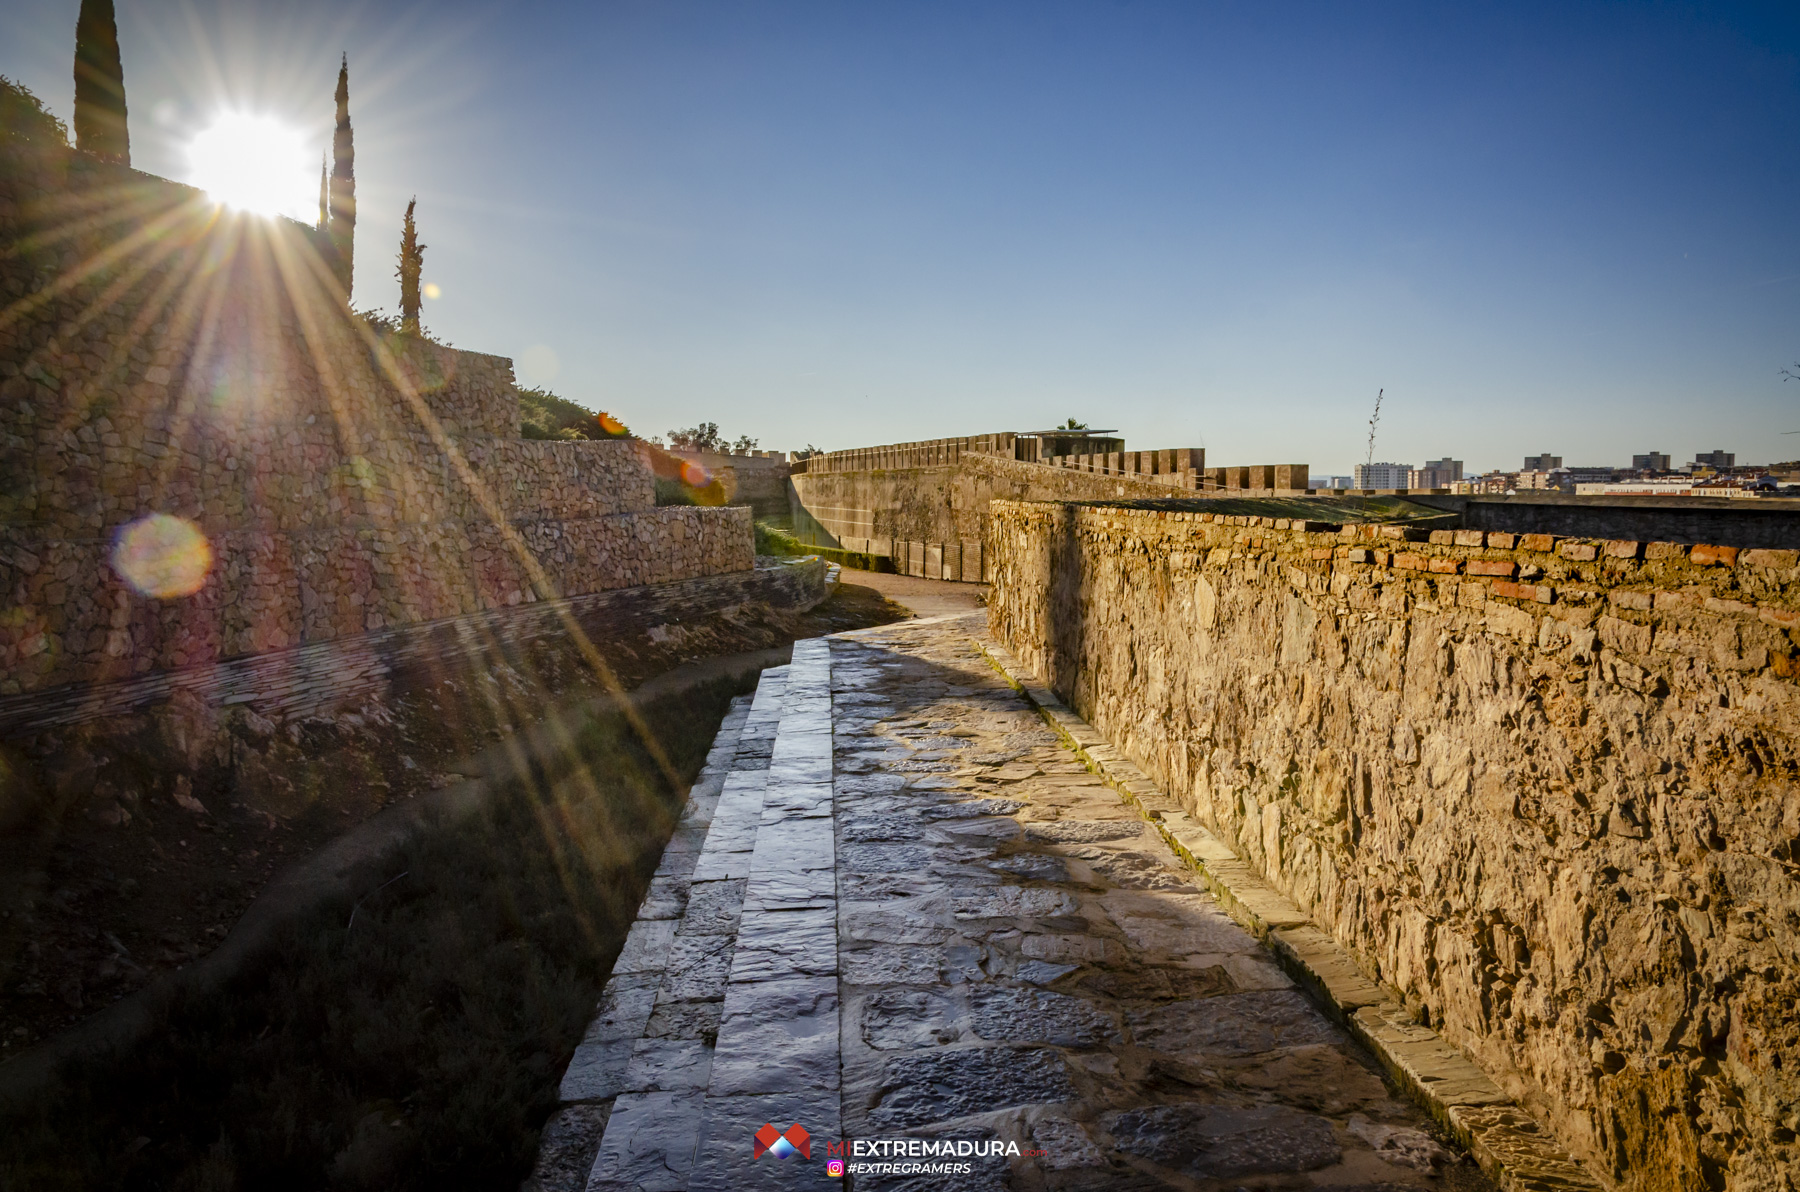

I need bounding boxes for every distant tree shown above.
[790,444,822,460]
[1060,417,1089,430]
[73,0,129,164]
[667,423,723,452]
[731,434,759,453]
[328,54,356,297]
[396,198,425,335]
[0,77,68,146]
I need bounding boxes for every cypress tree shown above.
[327,54,356,297]
[73,0,130,164]
[316,151,328,230]
[396,198,425,335]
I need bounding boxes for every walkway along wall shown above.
[0,140,750,695]
[986,501,1800,1192]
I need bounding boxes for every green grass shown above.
[0,679,747,1192]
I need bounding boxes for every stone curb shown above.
[972,635,1609,1192]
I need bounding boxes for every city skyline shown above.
[3,0,1798,473]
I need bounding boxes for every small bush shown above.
[0,77,69,147]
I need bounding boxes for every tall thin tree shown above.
[327,54,356,297]
[316,151,328,230]
[73,0,129,164]
[396,198,426,335]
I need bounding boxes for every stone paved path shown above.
[533,615,1492,1191]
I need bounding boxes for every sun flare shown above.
[186,112,315,219]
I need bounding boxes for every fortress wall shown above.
[668,449,790,517]
[0,141,746,695]
[987,501,1800,1192]
[787,451,1311,579]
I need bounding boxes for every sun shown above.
[186,112,315,219]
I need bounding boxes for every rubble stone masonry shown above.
[0,142,750,695]
[987,501,1800,1192]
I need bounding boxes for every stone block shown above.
[1691,543,1739,567]
[1645,541,1686,560]
[1743,548,1799,570]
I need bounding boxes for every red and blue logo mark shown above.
[753,1123,811,1160]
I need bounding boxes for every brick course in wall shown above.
[986,500,1800,1192]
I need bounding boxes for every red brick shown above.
[1428,557,1461,574]
[1309,548,1334,561]
[1346,548,1372,563]
[1743,549,1799,570]
[1467,559,1517,577]
[1428,530,1455,545]
[1759,606,1800,629]
[1690,544,1739,567]
[1603,540,1642,560]
[1493,580,1553,604]
[1373,550,1392,566]
[1453,529,1486,547]
[1486,532,1517,549]
[1393,552,1428,571]
[1520,534,1556,552]
[1557,541,1598,562]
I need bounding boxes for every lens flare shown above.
[112,514,213,599]
[186,111,315,218]
[680,460,711,487]
[597,411,626,436]
[423,283,441,300]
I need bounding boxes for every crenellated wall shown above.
[0,140,751,695]
[987,501,1800,1192]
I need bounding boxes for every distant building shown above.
[1353,462,1412,489]
[1422,457,1464,481]
[1312,475,1354,490]
[1693,450,1735,470]
[1523,453,1562,471]
[1410,457,1463,489]
[1632,451,1671,472]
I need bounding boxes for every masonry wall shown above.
[0,140,751,695]
[987,501,1800,1192]
[788,452,1308,579]
[668,449,790,518]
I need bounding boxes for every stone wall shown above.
[986,501,1800,1192]
[0,140,750,695]
[668,449,790,518]
[788,452,1312,580]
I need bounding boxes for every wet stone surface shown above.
[537,618,1496,1192]
[830,616,1493,1192]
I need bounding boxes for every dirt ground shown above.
[0,582,910,1059]
[834,567,990,618]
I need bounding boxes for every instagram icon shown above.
[826,1159,845,1178]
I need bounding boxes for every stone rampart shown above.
[668,449,789,517]
[987,501,1800,1192]
[789,450,1312,580]
[0,140,749,694]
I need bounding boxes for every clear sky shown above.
[5,0,1800,472]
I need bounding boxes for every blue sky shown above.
[5,0,1800,472]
